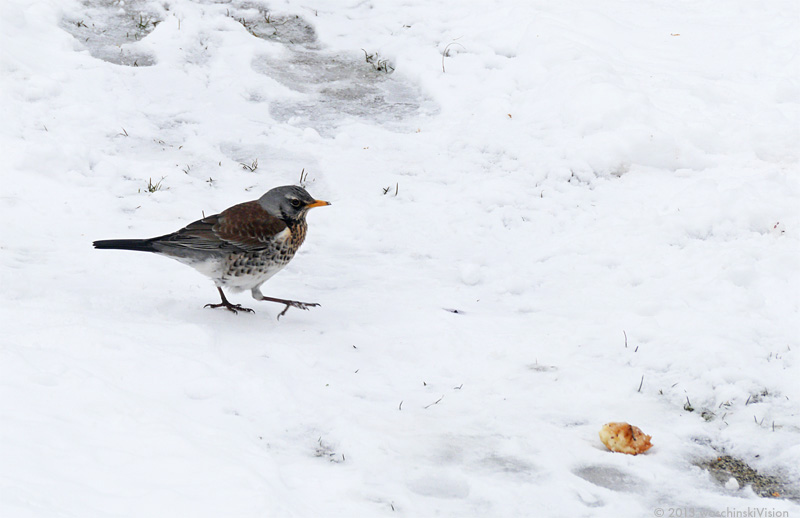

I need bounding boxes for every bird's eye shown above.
[290,199,302,208]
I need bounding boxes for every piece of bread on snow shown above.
[599,422,653,455]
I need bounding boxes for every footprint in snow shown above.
[230,7,433,134]
[60,0,158,67]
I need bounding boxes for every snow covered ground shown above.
[1,0,799,515]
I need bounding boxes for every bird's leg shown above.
[205,287,255,314]
[251,288,320,320]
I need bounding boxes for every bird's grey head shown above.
[257,185,331,222]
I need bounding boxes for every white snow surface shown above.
[2,0,799,516]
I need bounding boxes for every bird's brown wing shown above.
[154,201,288,253]
[213,201,289,251]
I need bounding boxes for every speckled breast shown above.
[220,220,308,288]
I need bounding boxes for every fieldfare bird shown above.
[94,185,330,317]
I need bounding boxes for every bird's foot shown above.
[207,287,255,314]
[204,301,255,314]
[252,293,320,319]
[253,296,320,320]
[276,300,320,319]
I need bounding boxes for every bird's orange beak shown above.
[307,200,331,208]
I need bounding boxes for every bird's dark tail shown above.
[93,239,158,253]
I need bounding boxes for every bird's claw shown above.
[204,302,255,314]
[276,301,320,320]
